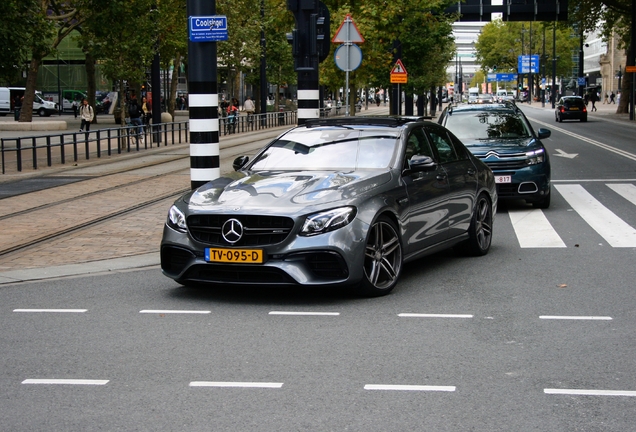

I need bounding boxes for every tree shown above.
[19,1,83,122]
[0,0,43,85]
[475,20,580,96]
[86,0,157,125]
[568,0,634,114]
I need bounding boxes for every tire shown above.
[357,215,403,297]
[38,108,46,117]
[532,190,551,209]
[457,194,493,256]
[581,116,587,122]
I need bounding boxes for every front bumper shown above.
[160,219,369,287]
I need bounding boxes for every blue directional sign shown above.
[487,73,517,82]
[517,55,539,74]
[189,16,228,42]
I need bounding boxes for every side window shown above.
[425,126,458,164]
[404,128,434,169]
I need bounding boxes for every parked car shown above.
[161,116,497,296]
[0,87,59,117]
[555,96,587,122]
[439,102,552,208]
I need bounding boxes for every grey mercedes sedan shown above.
[161,116,497,296]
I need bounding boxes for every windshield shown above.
[445,111,531,140]
[250,129,399,170]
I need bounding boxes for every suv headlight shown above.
[526,148,545,165]
[167,205,187,232]
[300,207,357,236]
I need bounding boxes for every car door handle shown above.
[467,168,476,176]
[436,174,447,181]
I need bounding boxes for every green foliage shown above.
[318,0,456,95]
[0,0,55,84]
[475,20,580,78]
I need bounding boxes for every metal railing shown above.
[1,110,297,174]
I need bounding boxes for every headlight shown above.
[167,205,187,232]
[300,206,357,236]
[526,148,545,165]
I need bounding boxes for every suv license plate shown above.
[495,175,512,184]
[205,248,263,263]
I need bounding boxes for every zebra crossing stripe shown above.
[607,183,636,206]
[554,184,636,247]
[508,209,566,248]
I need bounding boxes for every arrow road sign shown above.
[553,149,578,159]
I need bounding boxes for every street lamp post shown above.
[617,65,622,92]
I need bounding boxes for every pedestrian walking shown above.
[590,91,598,111]
[79,98,94,132]
[610,91,615,104]
[603,92,609,104]
[141,96,152,131]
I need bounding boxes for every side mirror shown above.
[537,128,551,139]
[232,155,249,171]
[408,155,437,172]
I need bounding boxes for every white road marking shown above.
[508,209,566,248]
[139,310,211,314]
[540,315,612,320]
[607,183,636,206]
[22,379,108,385]
[13,309,87,313]
[189,381,283,388]
[364,384,456,392]
[528,118,636,162]
[545,388,636,397]
[554,184,636,247]
[269,311,340,316]
[398,313,473,318]
[553,149,578,158]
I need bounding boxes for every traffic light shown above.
[493,65,497,72]
[286,0,331,71]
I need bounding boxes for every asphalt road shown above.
[1,107,636,431]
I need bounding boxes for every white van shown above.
[0,87,59,117]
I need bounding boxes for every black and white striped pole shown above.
[187,1,225,189]
[287,0,330,125]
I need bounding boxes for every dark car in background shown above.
[555,96,588,122]
[161,116,497,296]
[439,102,552,208]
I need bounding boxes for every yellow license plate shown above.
[205,248,263,263]
[569,107,579,110]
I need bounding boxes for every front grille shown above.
[482,160,527,170]
[161,246,195,275]
[184,264,297,284]
[187,214,294,246]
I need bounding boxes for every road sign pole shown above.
[345,16,350,116]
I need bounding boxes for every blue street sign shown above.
[486,73,516,82]
[189,16,228,42]
[577,77,587,86]
[517,55,539,74]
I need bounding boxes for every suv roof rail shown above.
[304,115,430,128]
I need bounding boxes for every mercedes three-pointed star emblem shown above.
[222,218,244,244]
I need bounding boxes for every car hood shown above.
[462,137,539,155]
[188,170,392,213]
